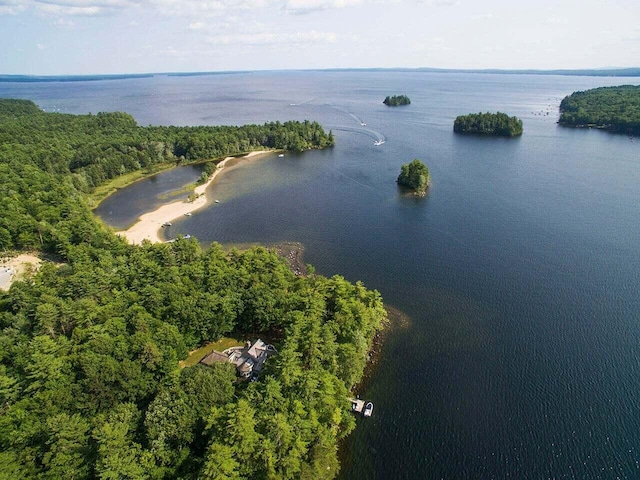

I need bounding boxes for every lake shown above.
[4,70,640,479]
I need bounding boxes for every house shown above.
[200,339,277,379]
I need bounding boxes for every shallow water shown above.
[4,71,640,478]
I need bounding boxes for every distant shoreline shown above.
[114,150,273,245]
[2,67,639,84]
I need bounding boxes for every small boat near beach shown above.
[162,222,172,227]
[363,401,374,417]
[184,212,192,216]
[214,199,220,204]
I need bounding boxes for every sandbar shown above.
[115,150,273,245]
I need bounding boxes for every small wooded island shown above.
[397,159,430,196]
[453,112,523,137]
[383,95,411,106]
[558,85,640,135]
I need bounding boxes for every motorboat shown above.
[363,401,374,417]
[374,140,385,146]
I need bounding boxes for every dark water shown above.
[3,71,640,479]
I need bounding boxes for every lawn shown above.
[180,337,244,368]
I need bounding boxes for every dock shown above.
[349,398,366,414]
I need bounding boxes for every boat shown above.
[214,199,220,203]
[363,401,374,417]
[161,222,172,227]
[184,212,192,216]
[278,154,284,158]
[183,234,191,239]
[373,140,385,146]
[361,122,367,126]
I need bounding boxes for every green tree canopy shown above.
[397,159,431,195]
[453,112,523,136]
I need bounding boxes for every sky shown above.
[0,0,639,75]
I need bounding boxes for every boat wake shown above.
[332,126,385,145]
[289,97,314,106]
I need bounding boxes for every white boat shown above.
[214,199,220,203]
[278,154,284,158]
[184,212,192,216]
[374,140,385,146]
[363,401,374,417]
[361,122,367,126]
[162,222,172,227]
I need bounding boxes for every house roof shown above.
[200,351,229,366]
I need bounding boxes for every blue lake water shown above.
[3,71,640,479]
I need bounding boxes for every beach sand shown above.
[115,150,273,245]
[0,253,42,291]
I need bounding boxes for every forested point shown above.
[453,112,523,137]
[397,159,430,195]
[558,85,640,135]
[383,95,411,106]
[0,99,385,479]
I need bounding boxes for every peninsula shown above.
[453,111,523,136]
[558,85,640,135]
[115,151,270,244]
[0,98,384,479]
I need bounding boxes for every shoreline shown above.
[115,150,274,245]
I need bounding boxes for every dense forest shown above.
[397,159,430,195]
[0,99,385,479]
[383,95,411,106]
[558,85,640,134]
[453,112,523,137]
[0,99,334,252]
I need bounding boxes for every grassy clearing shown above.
[88,163,177,208]
[180,337,244,368]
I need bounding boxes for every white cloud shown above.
[188,20,205,30]
[53,16,74,25]
[546,16,567,25]
[208,30,337,46]
[0,0,27,14]
[283,0,362,15]
[36,3,103,15]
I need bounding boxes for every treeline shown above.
[0,98,385,478]
[0,99,333,254]
[383,95,411,106]
[558,85,640,134]
[453,112,523,137]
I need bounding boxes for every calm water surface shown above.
[4,71,640,479]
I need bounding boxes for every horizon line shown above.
[1,66,640,82]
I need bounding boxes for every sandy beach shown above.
[115,150,273,245]
[0,253,42,291]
